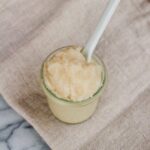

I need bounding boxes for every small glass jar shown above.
[40,46,107,124]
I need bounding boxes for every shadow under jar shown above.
[40,46,107,124]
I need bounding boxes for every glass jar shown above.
[40,46,107,124]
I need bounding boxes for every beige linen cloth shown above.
[0,0,150,149]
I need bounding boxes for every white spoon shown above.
[84,0,120,62]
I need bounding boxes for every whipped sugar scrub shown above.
[41,46,107,123]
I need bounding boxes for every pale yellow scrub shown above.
[43,46,103,101]
[41,46,106,123]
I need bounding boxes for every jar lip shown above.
[40,45,107,105]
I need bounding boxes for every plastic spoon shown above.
[84,0,120,62]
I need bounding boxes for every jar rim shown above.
[40,45,107,105]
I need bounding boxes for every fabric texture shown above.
[0,0,150,149]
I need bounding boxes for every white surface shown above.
[0,96,50,150]
[84,0,120,62]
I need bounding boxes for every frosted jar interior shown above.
[42,84,100,123]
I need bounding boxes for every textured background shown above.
[0,0,150,149]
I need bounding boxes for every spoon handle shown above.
[84,0,120,62]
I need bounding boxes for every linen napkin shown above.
[0,0,150,149]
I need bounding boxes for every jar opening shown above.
[40,46,107,105]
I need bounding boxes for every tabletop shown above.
[0,96,50,150]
